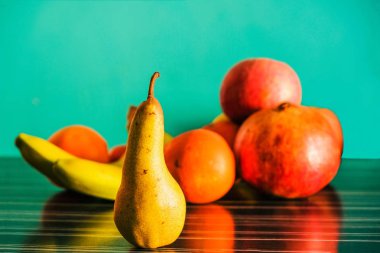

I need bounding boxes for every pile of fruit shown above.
[15,57,343,248]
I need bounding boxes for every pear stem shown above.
[148,72,160,99]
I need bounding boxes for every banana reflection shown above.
[23,191,122,251]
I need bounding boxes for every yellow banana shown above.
[110,155,125,167]
[15,133,122,200]
[15,131,171,201]
[15,133,75,186]
[53,158,121,200]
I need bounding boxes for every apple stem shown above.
[148,72,160,99]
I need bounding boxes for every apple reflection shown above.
[225,179,342,252]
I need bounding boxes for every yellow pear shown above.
[114,72,186,248]
[128,105,174,143]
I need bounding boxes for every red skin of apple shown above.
[234,103,343,198]
[220,58,302,123]
[319,109,344,155]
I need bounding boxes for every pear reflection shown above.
[23,191,122,251]
[172,204,235,252]
[227,180,342,252]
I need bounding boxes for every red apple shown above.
[234,103,343,198]
[220,58,302,123]
[319,108,344,154]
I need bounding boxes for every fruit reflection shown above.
[226,180,342,252]
[24,191,123,250]
[23,182,341,252]
[272,189,341,253]
[174,204,235,252]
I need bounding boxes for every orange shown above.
[164,129,235,204]
[49,125,109,163]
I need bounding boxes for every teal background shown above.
[1,0,379,158]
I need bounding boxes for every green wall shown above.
[1,0,379,158]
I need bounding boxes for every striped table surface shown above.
[1,158,380,253]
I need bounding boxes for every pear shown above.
[114,72,186,248]
[127,105,173,143]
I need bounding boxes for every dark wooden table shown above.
[1,158,380,252]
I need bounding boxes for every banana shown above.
[53,159,121,200]
[15,133,122,200]
[110,155,125,167]
[15,131,169,201]
[15,133,76,186]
